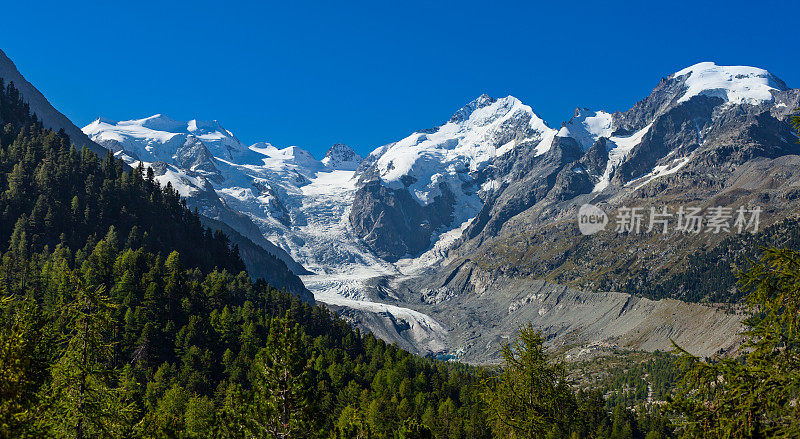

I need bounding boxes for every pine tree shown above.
[244,315,314,438]
[671,248,800,438]
[481,323,577,438]
[0,295,44,437]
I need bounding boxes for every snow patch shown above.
[593,123,653,192]
[674,62,784,105]
[627,154,692,191]
[558,109,613,150]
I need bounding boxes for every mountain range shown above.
[3,46,797,363]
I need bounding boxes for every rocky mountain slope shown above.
[441,63,800,297]
[84,62,800,363]
[0,49,107,156]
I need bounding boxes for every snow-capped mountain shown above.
[83,114,454,353]
[83,62,800,362]
[84,115,365,270]
[0,48,313,302]
[405,63,800,362]
[450,62,799,248]
[84,114,247,164]
[350,94,557,260]
[675,62,787,105]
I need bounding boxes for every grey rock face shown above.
[63,58,800,363]
[323,143,363,170]
[464,135,583,241]
[335,65,800,362]
[199,216,314,303]
[349,94,555,259]
[580,137,609,176]
[458,70,799,255]
[349,180,455,261]
[394,263,744,363]
[176,136,221,179]
[251,180,292,227]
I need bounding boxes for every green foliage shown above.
[0,79,244,277]
[0,236,499,437]
[791,111,800,137]
[243,316,314,437]
[36,280,127,438]
[0,78,682,438]
[0,79,496,437]
[572,351,680,409]
[671,248,800,437]
[481,323,614,438]
[0,294,45,437]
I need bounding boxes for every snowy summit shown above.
[672,61,788,105]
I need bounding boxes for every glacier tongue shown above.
[80,63,790,357]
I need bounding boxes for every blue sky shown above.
[1,0,797,157]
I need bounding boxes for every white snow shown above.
[84,102,533,354]
[373,96,555,205]
[321,144,363,171]
[593,123,653,192]
[627,153,692,191]
[128,159,207,197]
[91,79,774,354]
[674,62,784,105]
[558,109,613,150]
[83,114,247,162]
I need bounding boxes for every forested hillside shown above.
[0,79,244,276]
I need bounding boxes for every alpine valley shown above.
[5,46,799,364]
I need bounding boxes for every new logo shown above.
[577,204,608,235]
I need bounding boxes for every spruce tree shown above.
[0,295,44,437]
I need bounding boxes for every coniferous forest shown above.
[1,77,799,439]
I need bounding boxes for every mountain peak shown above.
[449,94,497,123]
[671,62,788,105]
[83,114,248,162]
[91,116,117,126]
[188,119,231,136]
[322,143,363,171]
[556,108,612,150]
[138,114,186,132]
